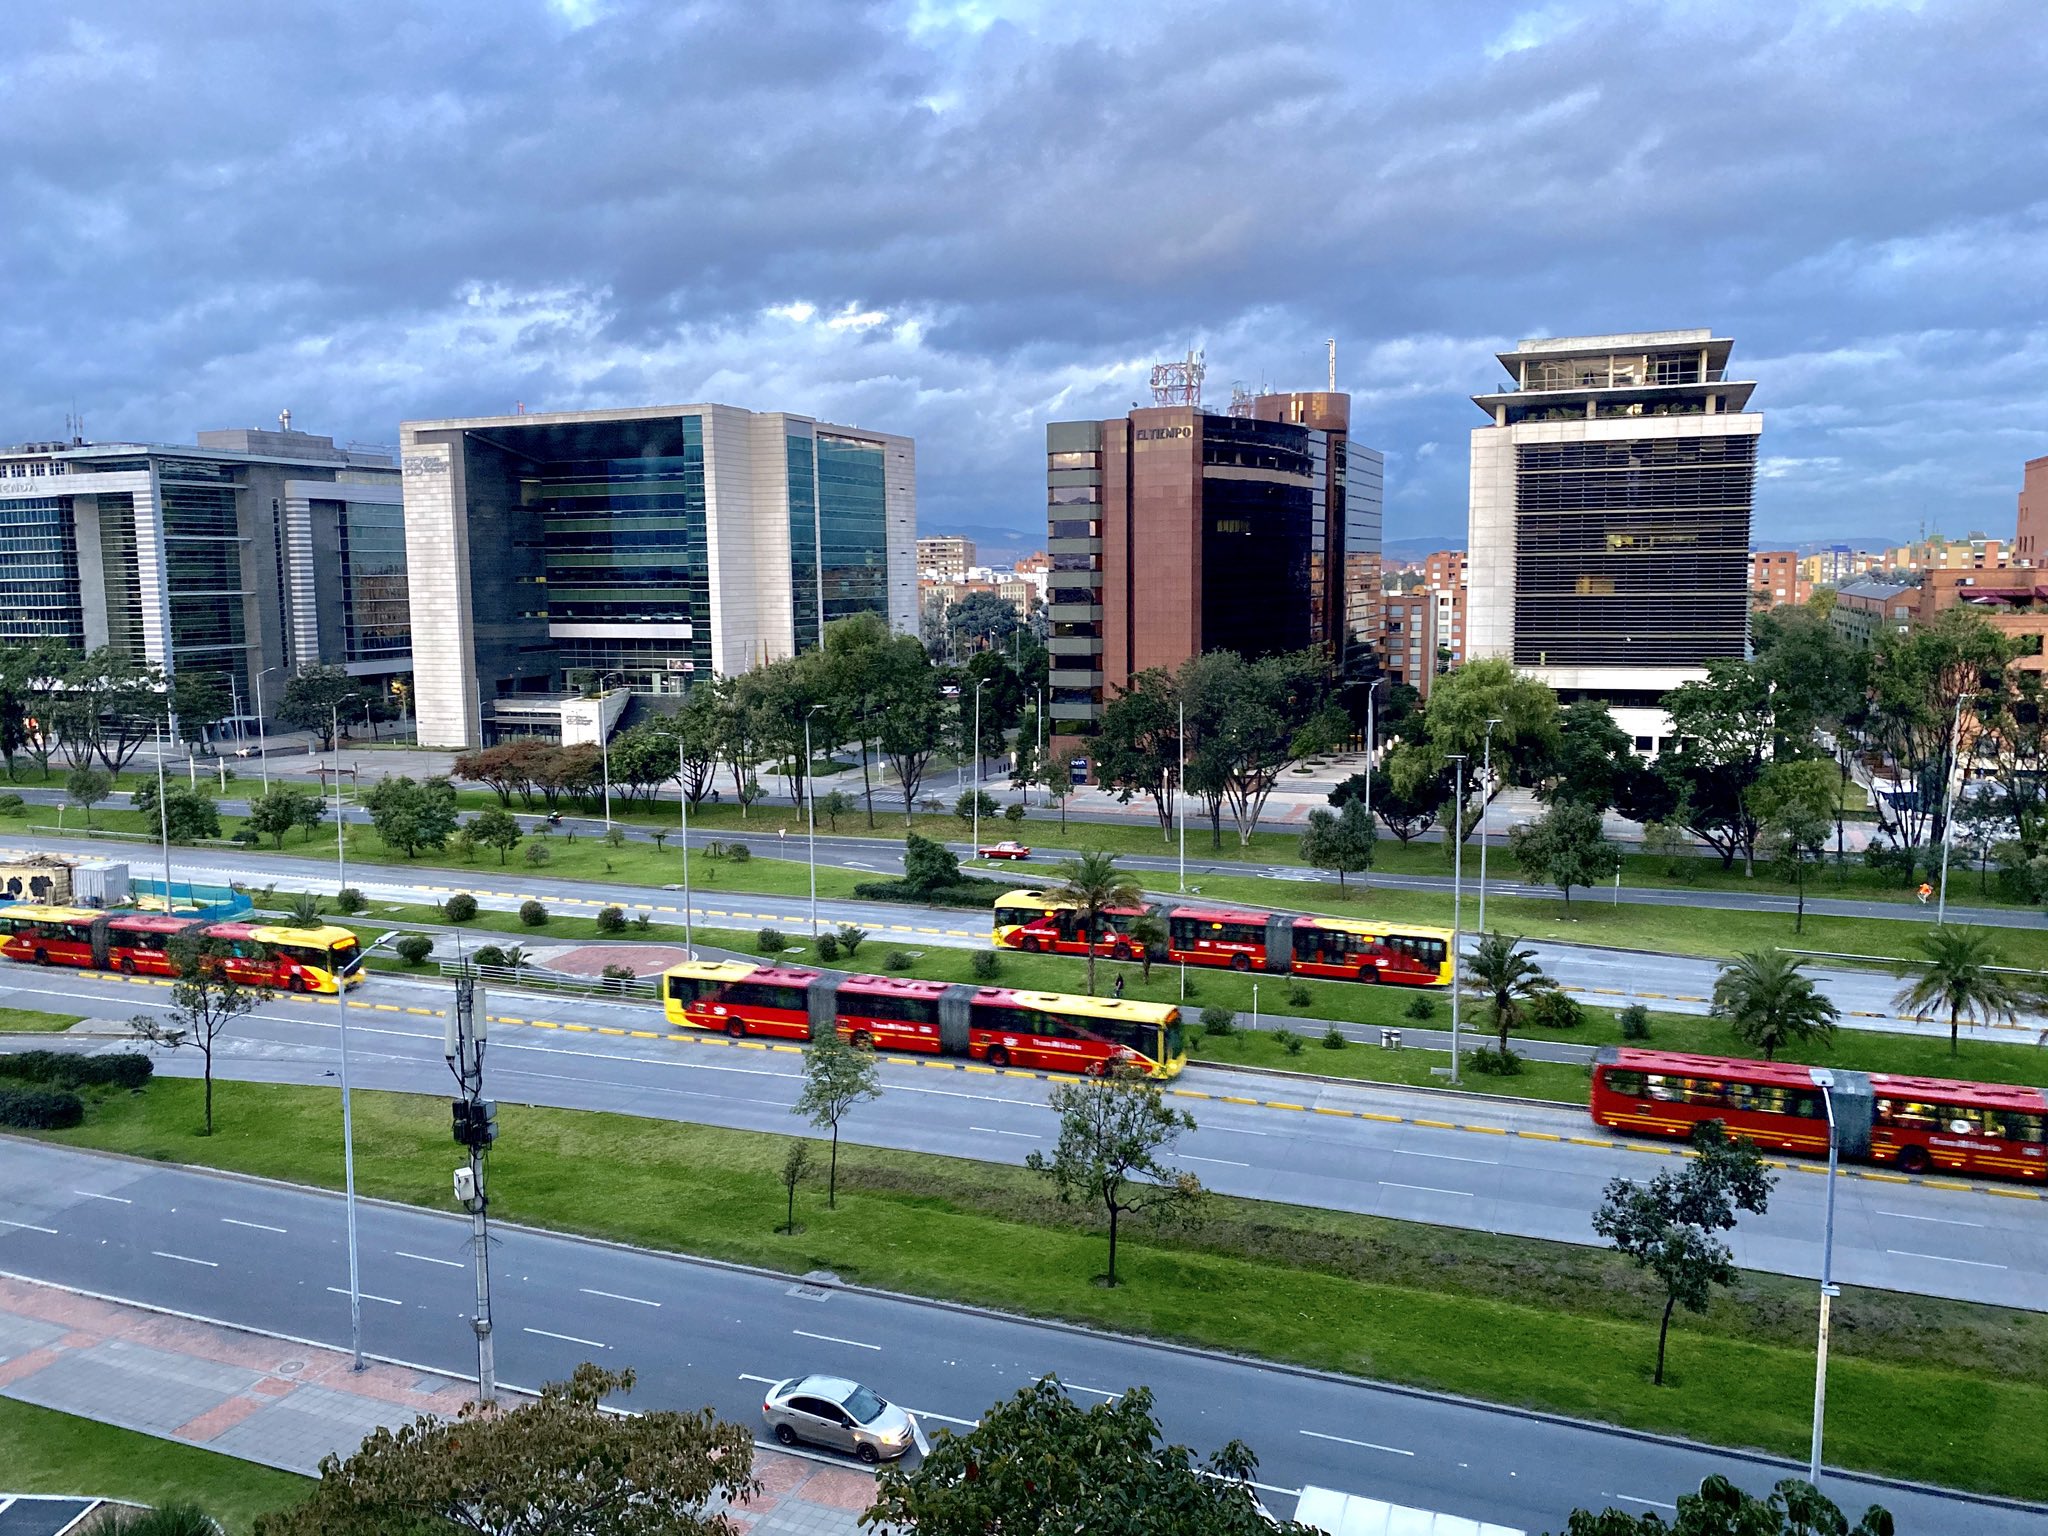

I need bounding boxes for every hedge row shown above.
[0,1085,84,1129]
[0,1050,154,1091]
[851,878,1014,909]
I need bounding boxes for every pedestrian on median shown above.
[1112,973,1125,999]
[1917,881,1932,904]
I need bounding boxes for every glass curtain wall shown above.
[158,471,249,703]
[337,503,412,662]
[788,433,821,651]
[0,498,85,647]
[815,435,888,626]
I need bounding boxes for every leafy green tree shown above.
[65,764,112,827]
[160,785,220,843]
[1386,657,1560,843]
[795,1026,881,1207]
[254,1363,755,1536]
[1893,925,2022,1055]
[901,832,962,897]
[778,1138,813,1234]
[1181,647,1343,847]
[170,669,232,745]
[1044,746,1084,829]
[126,934,271,1135]
[1026,1070,1203,1287]
[466,805,525,865]
[954,788,998,826]
[1537,699,1639,813]
[1509,799,1621,906]
[944,589,1020,654]
[1299,798,1377,890]
[1331,762,1444,844]
[246,784,320,850]
[1591,1123,1775,1386]
[1553,1473,1892,1535]
[1463,930,1551,1054]
[817,788,852,830]
[820,611,899,828]
[291,787,328,843]
[865,1378,1302,1536]
[4,637,78,779]
[1094,668,1181,838]
[1044,851,1144,996]
[1126,911,1168,981]
[1749,758,1840,931]
[874,638,944,821]
[363,775,459,857]
[1710,950,1839,1062]
[606,722,685,811]
[1660,661,1776,873]
[57,646,166,774]
[274,663,358,750]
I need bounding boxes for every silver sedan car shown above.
[762,1374,919,1463]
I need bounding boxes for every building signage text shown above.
[1133,426,1193,442]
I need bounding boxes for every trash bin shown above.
[1379,1028,1401,1050]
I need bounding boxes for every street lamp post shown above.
[1177,698,1186,895]
[1448,754,1468,1086]
[154,716,173,906]
[1478,717,1501,935]
[971,680,987,856]
[1936,690,1968,925]
[597,673,624,834]
[679,738,693,956]
[804,704,825,936]
[1363,684,1376,822]
[1035,687,1044,809]
[1807,1068,1842,1487]
[336,930,399,1371]
[251,666,279,794]
[332,695,360,900]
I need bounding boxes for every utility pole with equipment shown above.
[445,973,496,1405]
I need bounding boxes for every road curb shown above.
[8,1141,2040,1518]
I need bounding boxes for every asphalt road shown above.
[0,1141,2035,1534]
[9,967,2043,1310]
[6,830,2040,1042]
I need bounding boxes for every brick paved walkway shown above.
[0,1276,874,1532]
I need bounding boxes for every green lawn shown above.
[23,1078,2048,1501]
[0,1006,84,1033]
[0,1396,308,1534]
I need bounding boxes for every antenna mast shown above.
[1327,338,1337,392]
[1149,346,1206,408]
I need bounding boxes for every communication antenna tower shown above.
[1327,338,1337,392]
[1150,346,1205,408]
[1228,384,1257,418]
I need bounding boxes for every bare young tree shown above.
[1027,1069,1204,1287]
[128,934,272,1136]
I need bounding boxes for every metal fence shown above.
[436,959,659,1003]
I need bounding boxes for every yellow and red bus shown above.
[661,960,1186,1078]
[1591,1046,2047,1182]
[0,906,364,994]
[994,891,1452,987]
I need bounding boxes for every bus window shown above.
[1603,1070,1646,1098]
[1993,1112,2045,1143]
[994,906,1044,930]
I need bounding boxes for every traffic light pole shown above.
[445,975,496,1406]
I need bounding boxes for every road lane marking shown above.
[793,1328,880,1351]
[1392,1148,1499,1166]
[907,1404,981,1428]
[740,1373,780,1386]
[327,1286,402,1306]
[1060,1383,1122,1399]
[525,1326,608,1347]
[1210,1125,1269,1136]
[395,1250,465,1268]
[1616,1495,1679,1510]
[1379,1181,1472,1198]
[152,1250,217,1267]
[73,1190,131,1204]
[1300,1429,1414,1456]
[1182,1154,1251,1168]
[969,1125,1040,1139]
[1876,1210,1985,1228]
[221,1218,287,1234]
[0,1219,58,1235]
[1884,1249,2006,1269]
[581,1287,661,1307]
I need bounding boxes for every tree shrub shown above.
[1200,1005,1236,1038]
[334,888,366,914]
[1273,1027,1305,1056]
[756,927,787,954]
[0,1050,152,1091]
[970,949,1001,980]
[0,1086,84,1129]
[883,949,915,972]
[394,934,434,966]
[1403,993,1438,1021]
[1618,1003,1653,1041]
[1284,981,1311,1009]
[472,945,509,969]
[1463,1044,1524,1076]
[727,843,752,863]
[1003,802,1026,823]
[518,899,548,927]
[815,933,841,963]
[441,893,478,922]
[1528,990,1585,1031]
[524,842,552,867]
[600,963,636,991]
[0,793,24,816]
[1321,1025,1347,1050]
[834,925,867,958]
[595,905,626,934]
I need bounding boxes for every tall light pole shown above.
[804,704,825,936]
[597,672,624,833]
[1363,684,1377,822]
[971,680,987,856]
[1035,686,1045,809]
[251,666,280,794]
[1936,690,1968,925]
[1448,753,1468,1086]
[1807,1068,1841,1487]
[1177,697,1187,894]
[154,715,173,908]
[444,969,494,1404]
[336,930,398,1371]
[332,694,360,901]
[679,737,693,956]
[1478,717,1501,935]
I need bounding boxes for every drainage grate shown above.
[787,1284,831,1301]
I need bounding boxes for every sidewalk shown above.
[0,1275,875,1534]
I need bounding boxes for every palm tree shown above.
[1710,949,1839,1062]
[1045,851,1145,996]
[1126,911,1168,983]
[1463,930,1551,1053]
[1894,926,2022,1055]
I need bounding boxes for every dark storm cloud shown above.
[2,0,2043,545]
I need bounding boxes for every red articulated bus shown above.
[1591,1046,2047,1182]
[0,905,364,993]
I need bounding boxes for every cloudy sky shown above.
[4,0,2044,552]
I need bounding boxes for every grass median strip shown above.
[0,1396,307,1534]
[0,1006,85,1033]
[24,1078,2048,1501]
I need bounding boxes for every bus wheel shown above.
[1112,943,1133,962]
[726,1018,746,1039]
[1356,966,1377,984]
[987,1046,1011,1068]
[1898,1146,1933,1175]
[288,974,307,994]
[1020,937,1041,953]
[1230,955,1250,972]
[119,957,137,975]
[851,1031,875,1052]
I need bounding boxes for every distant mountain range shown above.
[1383,535,1460,562]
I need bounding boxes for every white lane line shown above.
[1884,1249,2007,1269]
[1061,1383,1122,1399]
[793,1328,881,1351]
[152,1250,217,1267]
[740,1372,782,1386]
[1616,1495,1679,1510]
[1392,1148,1500,1166]
[524,1326,608,1348]
[1877,1210,1985,1228]
[1379,1181,1473,1198]
[581,1287,661,1308]
[327,1286,402,1307]
[396,1250,465,1268]
[969,1125,1041,1139]
[1208,1125,1269,1137]
[222,1218,287,1234]
[1300,1428,1414,1457]
[908,1404,982,1428]
[0,1218,58,1235]
[73,1190,132,1204]
[1182,1154,1251,1168]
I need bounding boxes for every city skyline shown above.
[1,2,2042,553]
